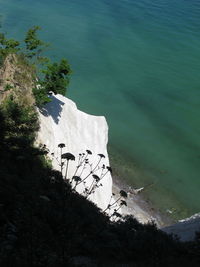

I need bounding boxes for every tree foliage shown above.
[24,26,43,51]
[32,86,51,108]
[24,25,48,60]
[0,33,20,60]
[41,59,71,95]
[0,26,72,107]
[32,59,71,107]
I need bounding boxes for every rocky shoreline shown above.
[112,174,174,228]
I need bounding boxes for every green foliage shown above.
[24,26,42,50]
[33,58,71,107]
[3,83,13,91]
[24,26,48,60]
[41,59,71,95]
[0,34,20,59]
[32,86,51,108]
[0,32,20,66]
[0,25,48,64]
[1,96,39,143]
[4,39,20,51]
[0,26,72,107]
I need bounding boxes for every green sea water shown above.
[1,0,200,219]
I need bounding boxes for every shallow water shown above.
[1,0,200,219]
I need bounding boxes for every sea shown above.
[1,0,200,220]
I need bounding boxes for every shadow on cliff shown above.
[39,94,65,124]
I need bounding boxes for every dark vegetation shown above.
[0,28,200,266]
[52,145,127,221]
[0,99,200,267]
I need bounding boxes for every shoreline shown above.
[112,173,174,228]
[108,146,194,227]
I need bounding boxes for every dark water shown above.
[1,0,200,219]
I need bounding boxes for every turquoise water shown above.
[1,0,200,219]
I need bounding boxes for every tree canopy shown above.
[41,59,71,95]
[0,26,72,107]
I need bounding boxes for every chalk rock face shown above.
[37,94,112,210]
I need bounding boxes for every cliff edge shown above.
[37,94,113,211]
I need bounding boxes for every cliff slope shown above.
[0,54,35,106]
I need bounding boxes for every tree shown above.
[24,25,48,61]
[0,33,20,60]
[4,39,20,51]
[32,86,51,108]
[41,59,71,95]
[0,26,71,107]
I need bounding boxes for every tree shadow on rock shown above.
[40,94,65,124]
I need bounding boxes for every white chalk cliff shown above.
[37,94,113,211]
[36,94,200,240]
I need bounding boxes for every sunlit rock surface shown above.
[37,94,112,210]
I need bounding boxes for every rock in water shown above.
[37,94,112,210]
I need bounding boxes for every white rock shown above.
[36,94,112,211]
